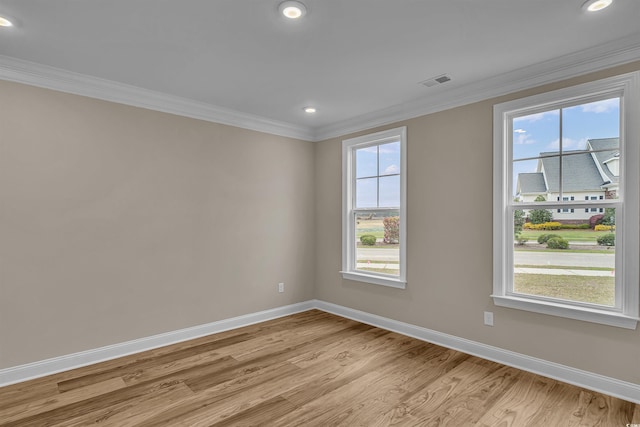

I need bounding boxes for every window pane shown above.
[355,210,400,276]
[379,141,401,176]
[514,159,544,202]
[514,156,558,206]
[563,98,620,146]
[379,175,400,207]
[512,110,560,161]
[562,152,603,198]
[356,177,377,208]
[356,146,378,178]
[514,207,616,307]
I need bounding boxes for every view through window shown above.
[342,126,406,288]
[511,97,620,307]
[354,141,401,276]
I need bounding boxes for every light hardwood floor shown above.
[1,310,638,426]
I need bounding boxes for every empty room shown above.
[1,1,639,425]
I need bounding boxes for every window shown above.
[585,196,602,213]
[341,126,407,288]
[493,72,639,329]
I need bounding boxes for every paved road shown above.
[357,248,399,261]
[514,251,614,268]
[357,247,615,268]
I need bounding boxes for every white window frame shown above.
[341,126,407,289]
[493,72,639,329]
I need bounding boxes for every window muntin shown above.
[342,127,407,288]
[494,73,639,328]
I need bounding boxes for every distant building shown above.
[516,138,619,221]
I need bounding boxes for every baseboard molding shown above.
[2,299,639,404]
[313,300,640,404]
[0,301,314,387]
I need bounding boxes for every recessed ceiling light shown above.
[582,0,613,12]
[279,1,307,19]
[303,107,316,114]
[0,15,14,27]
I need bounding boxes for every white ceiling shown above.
[1,0,639,141]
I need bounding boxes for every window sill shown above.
[491,294,639,329]
[340,271,406,289]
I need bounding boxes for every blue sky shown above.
[512,97,620,197]
[355,141,400,208]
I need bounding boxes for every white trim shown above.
[313,300,640,404]
[0,301,313,387]
[2,299,639,404]
[1,35,639,143]
[492,71,640,329]
[0,55,314,142]
[339,271,406,289]
[492,295,639,329]
[314,34,640,141]
[341,127,407,288]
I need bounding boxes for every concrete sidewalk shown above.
[356,264,614,277]
[514,267,614,276]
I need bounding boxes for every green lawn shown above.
[514,274,614,306]
[515,264,613,271]
[356,218,384,239]
[359,267,399,275]
[520,229,614,242]
[514,247,614,254]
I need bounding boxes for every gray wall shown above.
[314,61,640,384]
[0,81,315,368]
[2,60,639,387]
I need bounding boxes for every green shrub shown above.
[529,196,553,224]
[360,234,377,246]
[602,208,616,226]
[546,237,569,249]
[537,234,561,244]
[560,223,590,229]
[597,233,615,246]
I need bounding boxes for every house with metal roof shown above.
[516,138,619,221]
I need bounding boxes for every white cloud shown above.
[514,133,535,145]
[359,146,378,153]
[514,110,559,124]
[547,137,587,150]
[383,164,399,174]
[514,129,526,134]
[581,98,619,114]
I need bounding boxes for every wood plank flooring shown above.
[1,310,638,426]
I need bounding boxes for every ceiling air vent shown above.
[420,74,452,88]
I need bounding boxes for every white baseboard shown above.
[2,299,638,404]
[313,300,640,404]
[0,301,314,387]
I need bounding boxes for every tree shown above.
[528,195,553,224]
[383,216,399,244]
[602,208,616,226]
[514,209,527,245]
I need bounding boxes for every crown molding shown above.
[0,55,314,141]
[312,34,640,141]
[2,34,639,143]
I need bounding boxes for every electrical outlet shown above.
[484,311,494,326]
[278,282,284,293]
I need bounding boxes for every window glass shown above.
[494,73,638,328]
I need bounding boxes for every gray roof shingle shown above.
[516,138,619,195]
[588,138,619,183]
[517,173,547,194]
[539,151,605,192]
